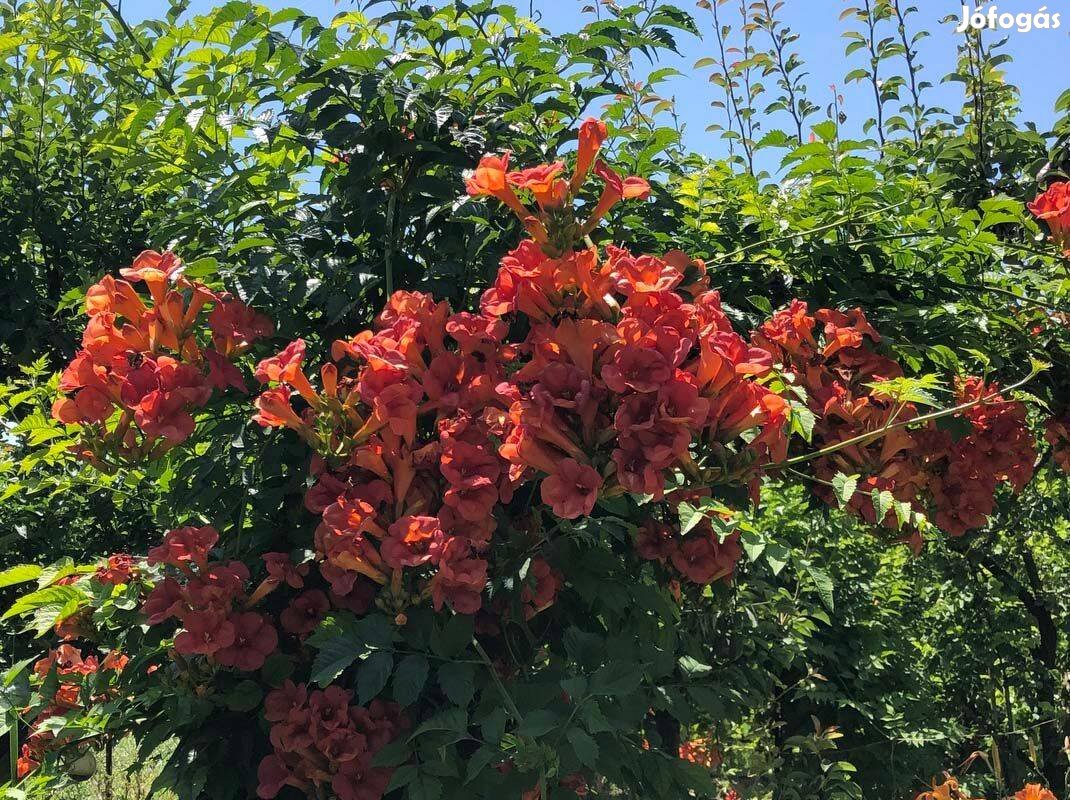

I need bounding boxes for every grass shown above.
[56,737,173,800]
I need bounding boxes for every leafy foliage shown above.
[1,2,1069,800]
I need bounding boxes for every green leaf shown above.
[324,47,389,70]
[517,709,559,737]
[372,738,413,768]
[677,502,705,535]
[740,528,765,561]
[229,236,275,254]
[831,473,859,509]
[36,558,93,588]
[871,489,894,524]
[893,500,916,530]
[480,707,508,745]
[392,654,429,706]
[386,765,418,793]
[563,627,602,667]
[357,651,395,704]
[306,614,373,685]
[865,374,943,407]
[224,680,263,712]
[747,294,773,314]
[678,656,713,677]
[409,707,468,742]
[561,675,588,699]
[407,774,443,800]
[465,746,499,783]
[673,757,716,793]
[764,542,790,576]
[432,614,473,658]
[437,661,475,708]
[3,584,85,621]
[589,662,643,696]
[0,565,42,589]
[566,727,599,767]
[807,566,835,612]
[0,659,32,733]
[789,402,817,441]
[260,653,294,687]
[687,687,725,717]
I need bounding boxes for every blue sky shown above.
[128,0,1070,159]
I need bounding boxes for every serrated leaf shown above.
[432,614,473,658]
[372,738,412,768]
[678,656,712,677]
[306,613,376,685]
[0,565,42,589]
[871,489,894,524]
[392,654,429,706]
[357,651,394,704]
[589,662,643,696]
[566,727,599,767]
[480,707,508,744]
[437,661,475,708]
[677,502,705,535]
[408,774,443,800]
[409,707,468,742]
[807,566,835,612]
[224,680,263,712]
[386,764,418,792]
[831,473,858,509]
[764,542,790,576]
[465,746,499,783]
[740,528,766,561]
[517,709,559,737]
[3,584,86,621]
[893,500,915,530]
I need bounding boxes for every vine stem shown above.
[471,636,548,793]
[948,280,1070,314]
[8,710,17,783]
[772,367,1041,471]
[471,637,523,723]
[385,191,397,297]
[714,200,910,261]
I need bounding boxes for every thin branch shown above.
[714,200,911,260]
[472,637,523,723]
[774,368,1040,471]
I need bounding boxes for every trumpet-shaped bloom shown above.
[540,458,602,519]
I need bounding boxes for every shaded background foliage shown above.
[0,1,1068,799]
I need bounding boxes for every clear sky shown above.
[126,0,1070,159]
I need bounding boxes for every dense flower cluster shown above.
[919,377,1036,534]
[17,645,128,778]
[754,302,1035,542]
[1028,180,1070,256]
[51,251,271,465]
[142,525,279,671]
[257,681,408,800]
[250,120,795,622]
[634,515,744,586]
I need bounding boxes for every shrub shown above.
[1,122,1054,800]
